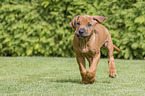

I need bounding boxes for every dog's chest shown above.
[78,44,98,56]
[80,46,89,53]
[73,35,99,56]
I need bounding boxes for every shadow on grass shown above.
[101,80,112,84]
[51,79,82,84]
[50,78,112,84]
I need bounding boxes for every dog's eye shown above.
[77,22,80,25]
[88,23,92,27]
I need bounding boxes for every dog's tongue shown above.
[76,34,87,39]
[78,36,87,39]
[76,34,83,39]
[79,36,85,39]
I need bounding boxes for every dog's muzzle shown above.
[76,28,89,39]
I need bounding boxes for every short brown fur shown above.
[69,15,120,84]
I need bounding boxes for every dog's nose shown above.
[79,29,85,34]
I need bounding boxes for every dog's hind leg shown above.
[105,36,117,78]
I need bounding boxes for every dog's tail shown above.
[113,45,121,52]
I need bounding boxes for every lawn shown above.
[0,57,145,96]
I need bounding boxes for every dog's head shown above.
[69,15,107,39]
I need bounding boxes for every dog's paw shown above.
[82,80,89,84]
[109,74,117,78]
[81,72,96,84]
[82,76,90,84]
[86,71,96,84]
[109,69,117,78]
[86,71,95,79]
[82,78,95,84]
[88,77,95,84]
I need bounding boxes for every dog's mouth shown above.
[75,29,90,39]
[76,34,88,39]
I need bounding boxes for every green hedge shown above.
[0,0,145,59]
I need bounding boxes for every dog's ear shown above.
[92,16,108,23]
[69,15,80,29]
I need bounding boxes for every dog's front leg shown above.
[76,54,88,84]
[86,52,101,84]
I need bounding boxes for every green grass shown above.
[0,57,145,96]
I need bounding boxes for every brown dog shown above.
[69,15,121,84]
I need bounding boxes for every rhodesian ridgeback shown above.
[69,15,121,84]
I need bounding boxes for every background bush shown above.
[0,0,144,59]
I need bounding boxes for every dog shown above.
[69,15,121,84]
